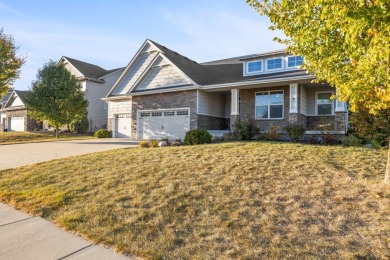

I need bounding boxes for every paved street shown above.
[0,138,138,170]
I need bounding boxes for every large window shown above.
[287,56,304,68]
[255,91,284,119]
[247,60,262,74]
[266,58,283,70]
[316,92,333,115]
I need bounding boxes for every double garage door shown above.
[138,109,190,140]
[8,117,25,131]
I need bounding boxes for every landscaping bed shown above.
[0,142,389,259]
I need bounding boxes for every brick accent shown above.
[197,115,229,130]
[238,86,290,132]
[306,116,335,130]
[3,109,41,131]
[335,112,347,131]
[107,118,113,132]
[131,90,197,139]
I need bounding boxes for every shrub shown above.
[149,139,159,148]
[184,128,212,145]
[94,129,110,138]
[70,112,89,134]
[342,134,363,147]
[139,140,150,148]
[317,117,339,145]
[349,107,390,147]
[285,123,306,142]
[171,141,182,146]
[233,119,259,140]
[260,125,280,141]
[223,133,235,141]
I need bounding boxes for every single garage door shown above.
[114,114,131,138]
[138,109,190,140]
[8,117,25,131]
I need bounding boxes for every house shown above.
[60,57,125,132]
[103,39,348,140]
[0,90,41,131]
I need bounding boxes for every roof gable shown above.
[2,90,29,109]
[133,55,193,92]
[61,56,109,80]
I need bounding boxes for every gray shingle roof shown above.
[149,40,310,87]
[63,57,110,79]
[13,90,30,104]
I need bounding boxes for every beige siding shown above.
[136,56,191,91]
[9,96,24,107]
[300,85,307,115]
[85,69,124,131]
[225,94,231,117]
[63,62,83,78]
[113,43,158,95]
[197,91,226,118]
[305,86,335,115]
[108,99,132,119]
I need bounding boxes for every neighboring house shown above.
[60,57,124,132]
[104,39,348,140]
[0,90,41,132]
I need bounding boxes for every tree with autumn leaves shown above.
[247,0,390,183]
[0,28,25,96]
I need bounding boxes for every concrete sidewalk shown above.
[0,203,132,260]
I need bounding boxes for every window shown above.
[140,112,150,117]
[255,91,284,119]
[316,92,333,115]
[177,110,188,116]
[266,58,283,70]
[247,60,262,74]
[164,111,175,116]
[287,56,303,68]
[152,112,162,117]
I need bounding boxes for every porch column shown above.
[334,88,347,132]
[230,89,239,131]
[289,83,299,123]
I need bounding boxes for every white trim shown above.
[265,57,284,72]
[244,59,263,76]
[285,55,304,69]
[61,57,84,78]
[197,112,230,119]
[113,113,132,138]
[334,88,347,112]
[315,91,335,115]
[289,83,298,113]
[255,90,284,120]
[196,90,199,114]
[231,89,239,115]
[127,53,162,93]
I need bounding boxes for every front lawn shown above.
[0,131,94,144]
[0,142,389,259]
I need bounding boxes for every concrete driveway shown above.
[0,138,138,170]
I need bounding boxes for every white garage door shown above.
[138,109,190,140]
[9,117,25,132]
[114,114,131,138]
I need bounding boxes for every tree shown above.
[26,61,88,139]
[0,28,26,96]
[247,0,390,184]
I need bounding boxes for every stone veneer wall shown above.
[239,86,290,132]
[107,118,113,133]
[306,114,346,131]
[131,90,197,139]
[197,115,229,130]
[5,109,40,131]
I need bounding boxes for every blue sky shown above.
[1,0,285,90]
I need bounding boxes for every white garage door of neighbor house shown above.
[115,114,132,138]
[9,117,24,131]
[138,109,190,140]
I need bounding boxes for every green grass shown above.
[0,132,94,144]
[0,142,389,259]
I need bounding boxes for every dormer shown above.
[241,50,304,77]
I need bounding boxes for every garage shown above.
[138,109,190,140]
[114,114,132,138]
[8,117,25,131]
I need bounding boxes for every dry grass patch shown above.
[0,142,389,259]
[0,131,93,144]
